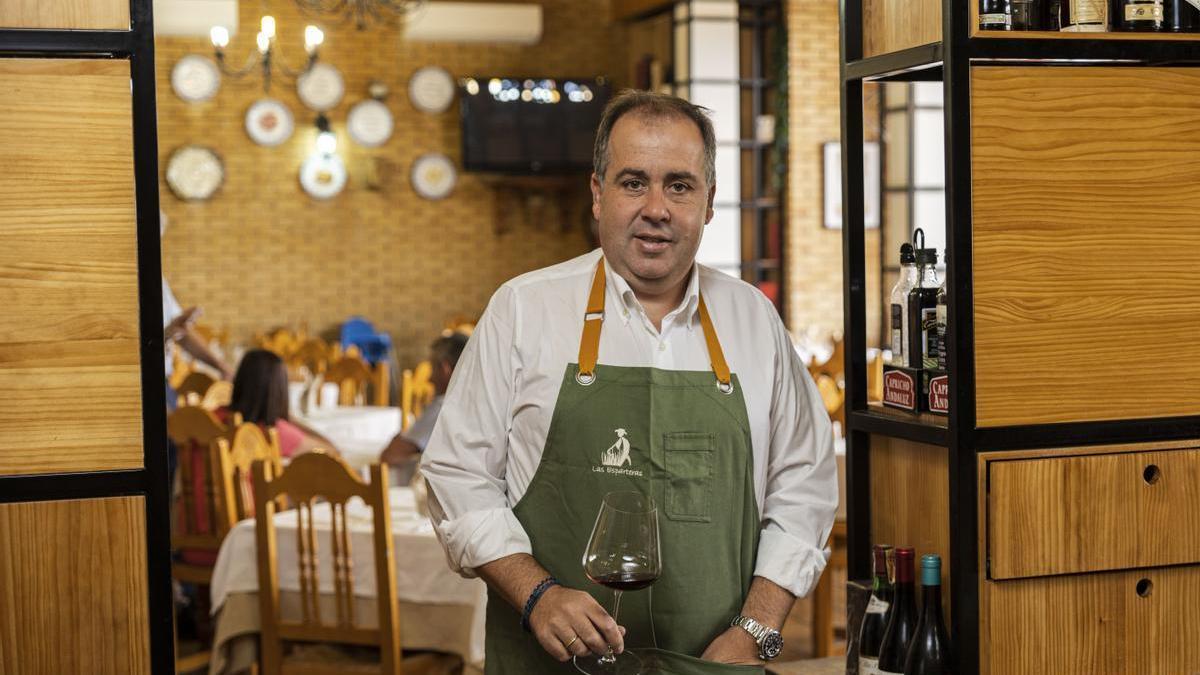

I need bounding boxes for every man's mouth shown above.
[633,233,672,254]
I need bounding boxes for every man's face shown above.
[591,113,714,295]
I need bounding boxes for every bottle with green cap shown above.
[904,554,952,675]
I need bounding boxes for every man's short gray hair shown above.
[593,90,716,188]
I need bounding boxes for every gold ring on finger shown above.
[564,636,579,649]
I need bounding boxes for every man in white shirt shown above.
[421,91,837,674]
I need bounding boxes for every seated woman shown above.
[219,349,337,458]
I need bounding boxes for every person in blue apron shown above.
[421,91,838,674]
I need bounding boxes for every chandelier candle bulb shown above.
[305,26,324,53]
[261,15,276,39]
[210,25,230,49]
[256,31,270,54]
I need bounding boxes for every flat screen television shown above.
[459,76,610,175]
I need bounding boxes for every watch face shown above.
[761,631,784,660]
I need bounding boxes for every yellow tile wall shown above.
[156,0,619,367]
[786,0,882,346]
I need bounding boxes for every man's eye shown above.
[623,180,645,190]
[669,182,691,193]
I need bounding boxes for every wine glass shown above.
[574,490,661,675]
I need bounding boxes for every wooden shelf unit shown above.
[839,3,1200,675]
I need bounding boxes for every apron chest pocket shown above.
[663,432,714,522]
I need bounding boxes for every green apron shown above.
[484,261,765,675]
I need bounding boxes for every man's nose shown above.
[641,186,669,223]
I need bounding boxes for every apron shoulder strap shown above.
[577,259,733,391]
[577,260,607,380]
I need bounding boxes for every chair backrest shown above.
[224,423,285,522]
[252,453,400,675]
[196,379,232,409]
[176,371,216,403]
[290,337,332,377]
[168,406,236,550]
[410,360,435,417]
[322,355,374,406]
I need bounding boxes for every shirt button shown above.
[658,342,666,352]
[623,309,630,319]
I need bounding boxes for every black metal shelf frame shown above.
[842,0,1200,670]
[0,3,174,673]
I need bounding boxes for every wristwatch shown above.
[730,614,784,661]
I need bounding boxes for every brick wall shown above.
[156,0,618,366]
[786,0,882,346]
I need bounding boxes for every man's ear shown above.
[705,183,716,224]
[591,172,603,221]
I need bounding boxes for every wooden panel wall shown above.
[862,0,941,58]
[0,0,129,30]
[869,435,951,617]
[983,565,1200,675]
[0,59,143,476]
[0,497,150,674]
[972,67,1200,427]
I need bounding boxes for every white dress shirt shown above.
[421,249,838,598]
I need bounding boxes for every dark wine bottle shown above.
[858,545,895,674]
[877,547,918,675]
[1162,0,1200,29]
[904,555,952,675]
[1114,0,1164,29]
[907,247,940,370]
[1011,0,1044,27]
[980,0,1013,28]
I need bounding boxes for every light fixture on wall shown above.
[300,113,348,200]
[293,0,425,30]
[210,14,324,93]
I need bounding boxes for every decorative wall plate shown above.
[296,63,345,112]
[171,55,220,103]
[408,65,455,114]
[411,153,456,200]
[300,153,347,200]
[165,145,224,201]
[346,99,394,148]
[244,98,294,147]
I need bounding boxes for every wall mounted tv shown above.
[460,76,610,175]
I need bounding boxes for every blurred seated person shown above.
[217,349,339,458]
[380,332,469,466]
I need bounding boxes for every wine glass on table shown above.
[573,490,661,675]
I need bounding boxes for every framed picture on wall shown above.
[823,141,880,230]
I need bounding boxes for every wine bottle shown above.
[1011,0,1044,28]
[904,555,952,675]
[1114,0,1164,29]
[1163,0,1200,30]
[889,245,917,366]
[858,545,895,675]
[907,247,940,370]
[1057,0,1108,29]
[936,253,948,372]
[980,0,1013,28]
[877,547,918,674]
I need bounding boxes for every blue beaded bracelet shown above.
[521,576,560,632]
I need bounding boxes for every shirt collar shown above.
[602,255,701,331]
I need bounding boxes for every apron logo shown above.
[600,428,632,467]
[592,428,643,477]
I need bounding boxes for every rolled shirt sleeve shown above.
[420,285,533,577]
[752,310,839,598]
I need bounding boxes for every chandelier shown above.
[209,15,324,93]
[293,0,426,30]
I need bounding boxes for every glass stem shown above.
[598,590,623,664]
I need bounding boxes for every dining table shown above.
[206,487,486,674]
[291,399,404,474]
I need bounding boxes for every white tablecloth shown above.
[293,405,403,472]
[208,487,486,664]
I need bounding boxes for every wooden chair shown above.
[194,379,232,409]
[176,371,217,406]
[252,453,457,674]
[323,355,385,407]
[168,406,237,584]
[291,337,333,377]
[224,423,286,521]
